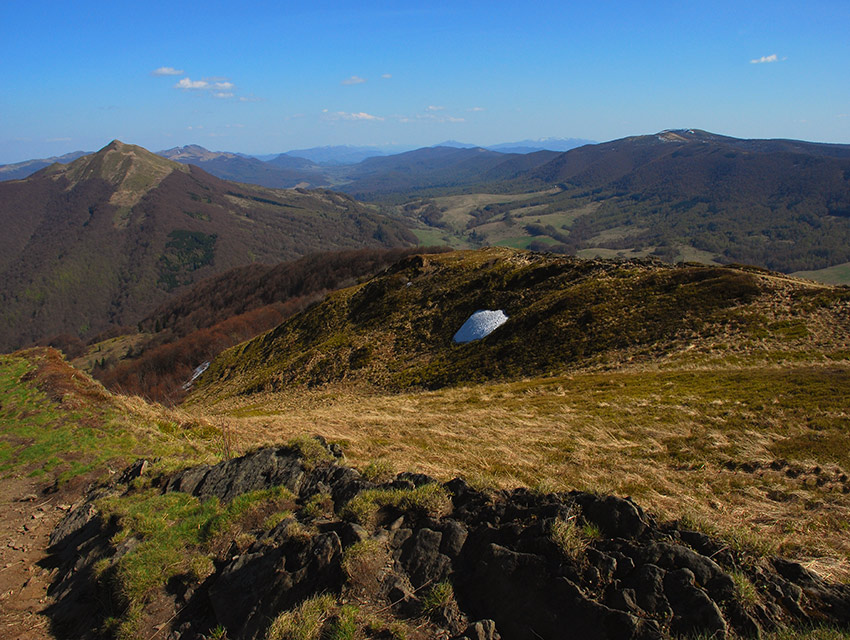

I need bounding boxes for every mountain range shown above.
[0,141,414,352]
[4,127,850,352]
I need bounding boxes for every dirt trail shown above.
[0,475,75,640]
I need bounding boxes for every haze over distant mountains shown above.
[0,137,596,182]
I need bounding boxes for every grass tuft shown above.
[360,458,395,483]
[286,435,335,470]
[421,581,454,614]
[551,508,594,560]
[341,484,450,527]
[265,594,336,640]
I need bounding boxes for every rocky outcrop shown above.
[45,442,850,639]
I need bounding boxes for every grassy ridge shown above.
[193,247,848,399]
[0,348,217,484]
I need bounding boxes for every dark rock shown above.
[664,568,727,638]
[385,574,420,615]
[117,458,150,484]
[48,502,102,551]
[439,519,469,557]
[458,543,643,640]
[398,527,452,588]
[726,599,762,639]
[577,494,648,538]
[630,541,731,598]
[165,464,211,496]
[397,471,438,487]
[623,564,672,619]
[587,548,618,582]
[389,527,413,549]
[179,447,308,502]
[339,522,369,547]
[41,446,850,640]
[208,531,342,638]
[452,619,501,640]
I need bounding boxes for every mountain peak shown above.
[43,141,187,216]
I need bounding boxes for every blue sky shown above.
[1,0,849,162]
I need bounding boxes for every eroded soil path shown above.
[0,475,77,640]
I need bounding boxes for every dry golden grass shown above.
[191,355,850,581]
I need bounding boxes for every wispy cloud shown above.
[750,54,779,64]
[174,77,241,99]
[323,110,384,121]
[381,73,392,79]
[341,111,383,121]
[467,106,485,112]
[426,105,445,111]
[151,66,184,76]
[395,113,465,124]
[341,75,366,85]
[175,77,210,90]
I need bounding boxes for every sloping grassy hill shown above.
[82,247,450,403]
[193,247,850,398]
[0,347,218,489]
[184,248,850,583]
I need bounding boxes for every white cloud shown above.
[175,77,210,90]
[173,77,250,101]
[152,66,184,76]
[427,105,445,111]
[341,111,383,121]
[750,54,779,64]
[342,75,366,85]
[445,116,465,123]
[381,73,392,79]
[467,106,485,112]
[325,110,384,121]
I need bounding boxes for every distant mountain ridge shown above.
[0,140,415,351]
[0,150,89,181]
[158,144,328,188]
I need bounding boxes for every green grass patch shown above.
[286,435,336,470]
[97,484,295,638]
[266,593,337,640]
[341,484,450,527]
[0,351,214,484]
[421,581,454,614]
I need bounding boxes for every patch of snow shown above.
[182,361,210,390]
[453,310,509,344]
